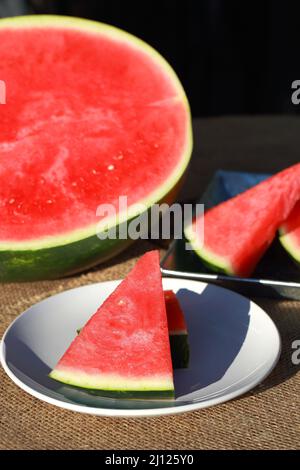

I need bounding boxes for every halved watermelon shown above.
[49,250,174,398]
[185,164,300,277]
[164,290,189,368]
[77,289,190,368]
[279,200,300,264]
[0,15,192,281]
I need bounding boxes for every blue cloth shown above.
[200,170,271,208]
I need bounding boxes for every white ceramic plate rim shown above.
[0,278,281,417]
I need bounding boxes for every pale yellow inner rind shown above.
[279,229,300,263]
[50,368,174,391]
[184,221,234,275]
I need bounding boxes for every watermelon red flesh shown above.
[185,164,300,277]
[164,290,187,334]
[76,289,190,369]
[0,17,191,243]
[49,251,174,396]
[279,200,300,263]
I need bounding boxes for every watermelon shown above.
[185,164,300,277]
[77,289,190,368]
[164,290,189,368]
[279,200,300,264]
[0,15,192,282]
[49,250,174,398]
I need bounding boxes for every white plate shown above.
[1,278,281,417]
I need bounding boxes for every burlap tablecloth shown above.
[1,117,300,449]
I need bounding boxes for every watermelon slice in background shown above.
[164,290,189,369]
[279,201,300,265]
[49,251,175,398]
[0,15,192,282]
[185,163,300,277]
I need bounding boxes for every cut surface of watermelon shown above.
[49,251,174,397]
[77,289,190,368]
[0,15,192,281]
[164,290,189,369]
[279,200,300,264]
[185,164,300,277]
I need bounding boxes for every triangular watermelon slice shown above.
[49,250,174,398]
[185,163,300,277]
[279,200,300,264]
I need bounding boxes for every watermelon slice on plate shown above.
[49,250,175,398]
[0,15,192,281]
[279,200,300,265]
[185,163,300,277]
[76,289,190,369]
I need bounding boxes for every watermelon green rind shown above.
[0,15,192,281]
[169,334,189,369]
[278,200,300,265]
[184,223,234,275]
[64,387,174,400]
[278,229,300,264]
[0,236,134,282]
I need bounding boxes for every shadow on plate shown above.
[5,335,61,393]
[174,285,250,397]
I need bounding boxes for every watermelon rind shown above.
[278,229,300,264]
[63,386,174,400]
[0,15,192,281]
[49,368,174,399]
[169,334,189,369]
[184,222,234,275]
[0,236,134,282]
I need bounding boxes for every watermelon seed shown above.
[107,164,115,171]
[8,198,15,205]
[91,169,98,175]
[46,199,53,204]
